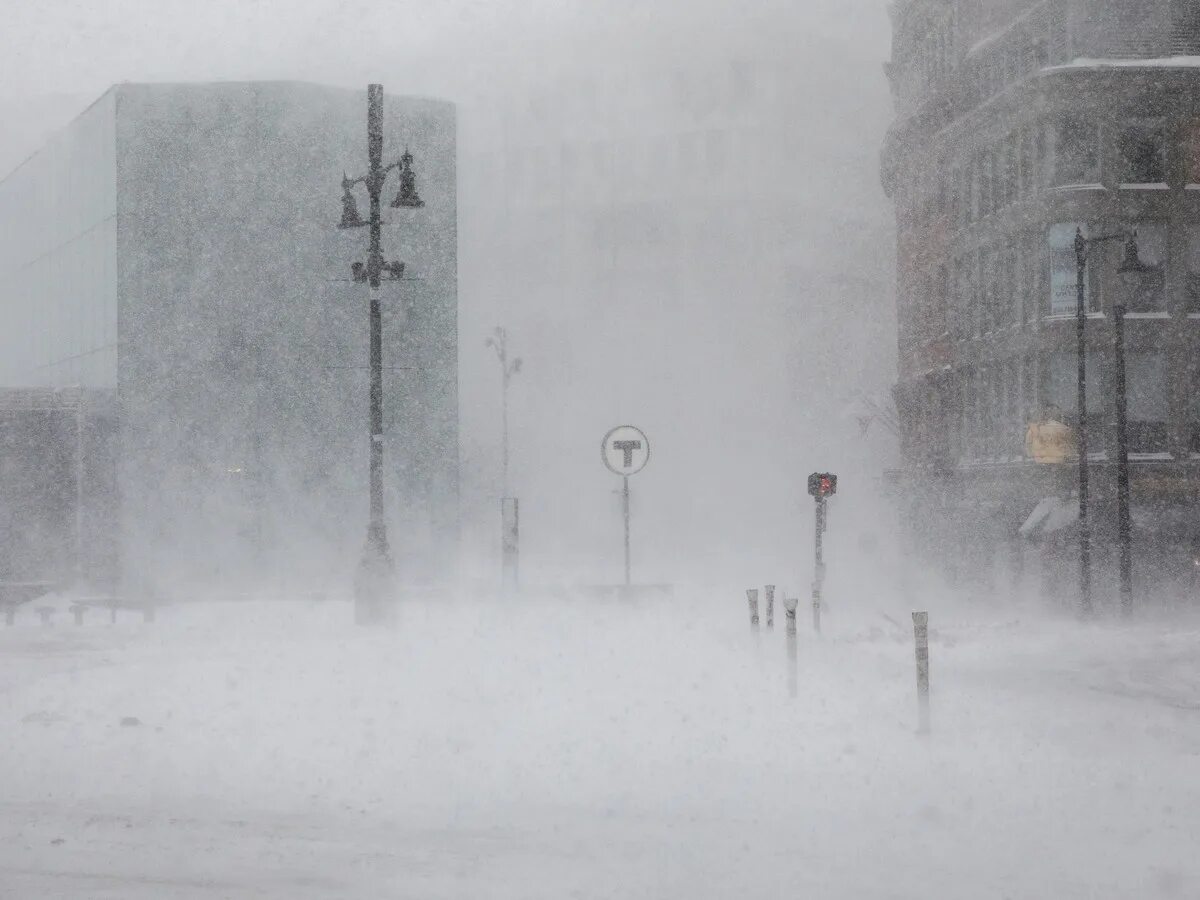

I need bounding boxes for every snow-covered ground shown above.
[1,592,1197,898]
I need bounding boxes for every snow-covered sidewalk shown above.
[1,596,1197,898]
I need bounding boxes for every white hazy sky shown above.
[0,0,890,97]
[0,0,892,176]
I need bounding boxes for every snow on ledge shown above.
[1046,57,1200,71]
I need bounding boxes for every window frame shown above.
[1051,116,1101,187]
[1118,117,1168,187]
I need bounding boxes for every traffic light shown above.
[807,472,837,500]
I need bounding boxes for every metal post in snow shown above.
[351,82,397,626]
[622,475,631,587]
[501,497,520,592]
[602,426,649,590]
[746,588,760,632]
[764,584,775,630]
[489,327,523,593]
[1073,230,1093,617]
[74,390,85,588]
[812,498,825,634]
[784,596,799,698]
[913,611,931,735]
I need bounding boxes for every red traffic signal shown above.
[808,472,837,499]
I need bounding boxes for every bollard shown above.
[764,585,775,630]
[784,596,799,698]
[746,589,760,632]
[4,606,14,627]
[37,607,54,627]
[912,611,931,735]
[71,605,86,626]
[110,600,118,625]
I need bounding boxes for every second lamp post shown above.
[486,326,522,590]
[1072,227,1147,618]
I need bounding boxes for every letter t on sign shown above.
[613,440,642,468]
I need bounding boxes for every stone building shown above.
[881,0,1200,603]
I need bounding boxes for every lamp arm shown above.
[1089,230,1135,245]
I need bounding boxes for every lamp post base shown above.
[501,497,519,594]
[353,538,395,627]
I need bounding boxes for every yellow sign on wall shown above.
[1026,420,1076,464]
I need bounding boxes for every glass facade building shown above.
[0,82,458,597]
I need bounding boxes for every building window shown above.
[1184,226,1200,314]
[1006,360,1022,457]
[933,264,949,335]
[1018,126,1034,197]
[1118,118,1167,185]
[1023,232,1041,324]
[1048,223,1089,315]
[978,366,994,456]
[1123,223,1167,312]
[957,166,971,227]
[962,371,976,460]
[1046,351,1105,444]
[971,250,984,336]
[992,369,1007,457]
[998,139,1014,208]
[1023,356,1038,431]
[1125,352,1168,454]
[1187,121,1200,185]
[1052,117,1100,186]
[983,249,999,332]
[1032,38,1049,68]
[1190,367,1200,454]
[977,153,989,219]
[968,156,980,222]
[1004,248,1019,326]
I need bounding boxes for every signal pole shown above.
[807,473,837,634]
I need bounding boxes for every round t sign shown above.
[602,425,650,476]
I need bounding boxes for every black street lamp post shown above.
[1113,233,1149,617]
[1112,301,1133,617]
[486,327,522,590]
[338,83,424,625]
[486,327,522,497]
[1073,228,1093,617]
[1073,227,1146,619]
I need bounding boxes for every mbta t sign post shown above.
[807,472,837,633]
[602,425,650,586]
